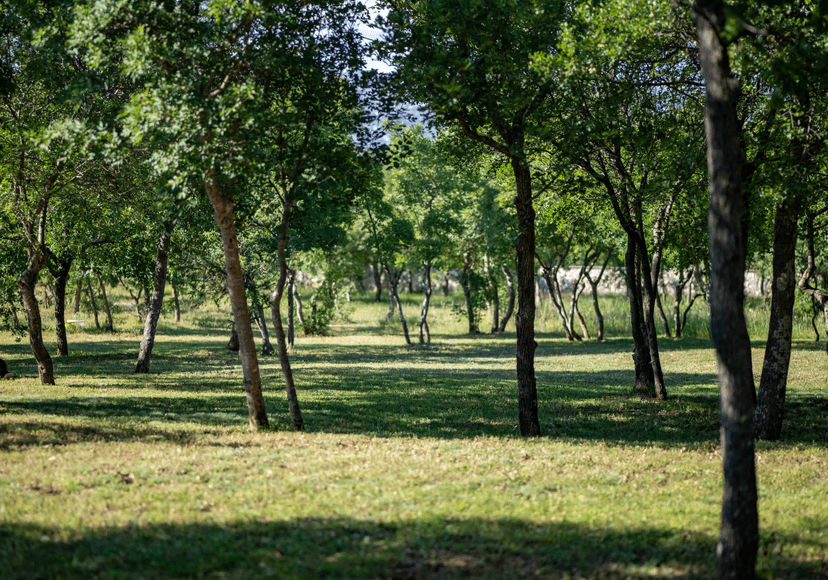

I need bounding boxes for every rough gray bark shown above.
[86,278,100,330]
[418,263,433,345]
[19,249,55,385]
[53,259,72,357]
[696,1,759,576]
[498,264,515,332]
[205,175,269,430]
[96,272,114,332]
[268,198,303,431]
[135,229,171,373]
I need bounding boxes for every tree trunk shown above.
[511,159,540,436]
[96,272,114,332]
[798,212,828,355]
[53,259,72,357]
[696,2,759,576]
[288,270,296,349]
[227,322,240,351]
[205,175,269,430]
[584,252,611,342]
[255,302,274,355]
[18,249,55,385]
[755,195,803,440]
[135,229,171,373]
[385,264,412,345]
[269,199,304,431]
[372,260,383,302]
[542,268,575,340]
[172,285,181,323]
[573,283,590,340]
[625,234,654,396]
[418,263,432,345]
[485,255,500,333]
[656,291,672,337]
[73,280,82,314]
[460,266,478,334]
[498,264,516,332]
[86,278,100,330]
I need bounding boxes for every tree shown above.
[381,0,569,435]
[695,0,759,576]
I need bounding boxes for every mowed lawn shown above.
[0,297,826,579]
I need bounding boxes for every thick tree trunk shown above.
[625,235,655,396]
[96,272,114,332]
[86,279,100,330]
[135,230,170,373]
[372,260,383,302]
[227,322,240,351]
[205,176,269,430]
[255,302,274,355]
[696,2,759,577]
[73,280,82,314]
[53,259,72,357]
[385,264,412,345]
[418,264,432,345]
[498,265,516,332]
[511,159,540,436]
[172,285,181,323]
[19,250,55,385]
[755,193,802,441]
[269,200,304,431]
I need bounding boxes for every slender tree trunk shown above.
[625,235,654,396]
[585,252,611,342]
[511,159,540,436]
[372,260,383,302]
[542,268,575,341]
[798,213,828,354]
[19,249,55,385]
[96,272,114,332]
[573,283,590,340]
[227,322,240,351]
[460,267,478,334]
[385,264,412,345]
[268,199,303,431]
[255,302,274,355]
[485,255,500,333]
[755,195,802,441]
[205,175,269,430]
[135,229,171,373]
[73,280,82,314]
[442,273,451,296]
[172,285,181,323]
[53,259,72,357]
[673,270,689,339]
[86,278,100,330]
[696,2,759,576]
[288,270,296,349]
[656,291,672,337]
[418,263,432,345]
[639,253,667,399]
[498,264,516,332]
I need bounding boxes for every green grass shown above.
[0,291,826,579]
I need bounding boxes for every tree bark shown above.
[385,264,412,344]
[73,280,82,315]
[460,265,478,335]
[268,199,303,431]
[135,229,171,373]
[511,159,540,436]
[86,278,100,330]
[372,260,383,302]
[656,291,672,337]
[798,211,828,355]
[205,175,269,430]
[625,234,655,396]
[288,270,296,349]
[498,264,516,332]
[418,263,432,345]
[18,249,55,385]
[53,259,72,357]
[255,302,274,355]
[227,322,240,351]
[584,252,611,341]
[96,272,114,332]
[485,255,500,333]
[696,2,759,576]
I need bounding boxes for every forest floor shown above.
[0,293,826,579]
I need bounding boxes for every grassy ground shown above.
[0,291,826,579]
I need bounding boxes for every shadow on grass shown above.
[1,517,824,579]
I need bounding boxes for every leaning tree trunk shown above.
[542,268,576,341]
[96,272,114,332]
[755,192,802,441]
[53,258,72,357]
[696,2,759,577]
[19,249,55,385]
[511,159,541,436]
[86,278,100,330]
[418,263,433,345]
[205,175,269,430]
[498,264,516,332]
[135,229,171,373]
[385,264,412,345]
[625,235,655,396]
[268,199,303,431]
